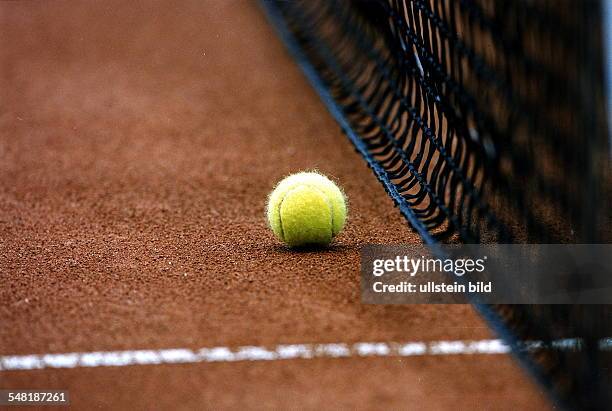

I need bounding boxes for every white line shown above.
[1,338,609,372]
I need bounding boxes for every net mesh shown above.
[262,0,611,409]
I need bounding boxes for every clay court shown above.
[0,1,563,409]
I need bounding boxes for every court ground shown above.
[0,1,551,409]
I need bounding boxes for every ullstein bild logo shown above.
[360,244,612,304]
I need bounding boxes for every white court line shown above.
[1,338,610,372]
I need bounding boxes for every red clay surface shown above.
[1,1,550,409]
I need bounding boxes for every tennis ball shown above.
[267,172,347,247]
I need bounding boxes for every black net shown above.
[262,0,611,409]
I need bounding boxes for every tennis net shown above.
[262,0,611,409]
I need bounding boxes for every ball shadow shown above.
[272,243,356,254]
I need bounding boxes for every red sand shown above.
[0,1,550,409]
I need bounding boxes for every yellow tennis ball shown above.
[267,172,348,247]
